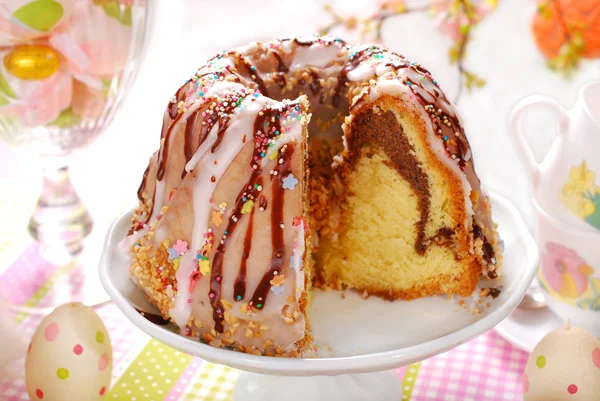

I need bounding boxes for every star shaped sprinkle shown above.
[270,274,286,286]
[271,285,284,295]
[282,174,298,190]
[241,200,254,214]
[199,259,211,275]
[212,211,223,227]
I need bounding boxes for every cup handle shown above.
[509,96,569,183]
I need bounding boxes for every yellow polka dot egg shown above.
[26,302,112,401]
[523,323,600,401]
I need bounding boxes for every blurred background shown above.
[2,0,598,238]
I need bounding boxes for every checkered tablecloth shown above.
[0,182,528,401]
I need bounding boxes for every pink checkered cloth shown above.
[0,242,528,401]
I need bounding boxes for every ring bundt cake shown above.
[124,36,502,357]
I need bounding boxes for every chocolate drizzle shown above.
[137,164,151,201]
[249,143,294,310]
[159,84,190,180]
[157,112,183,181]
[211,117,231,153]
[168,84,188,119]
[182,110,201,178]
[208,167,263,332]
[308,70,321,96]
[233,188,258,302]
[271,51,289,73]
[235,53,269,97]
[209,105,298,332]
[294,37,316,47]
[333,47,383,108]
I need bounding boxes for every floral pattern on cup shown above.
[540,242,600,310]
[560,161,600,230]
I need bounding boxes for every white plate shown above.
[99,192,539,376]
[494,306,563,353]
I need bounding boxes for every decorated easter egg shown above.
[25,302,112,401]
[0,0,75,46]
[523,322,600,401]
[0,46,72,127]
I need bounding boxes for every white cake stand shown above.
[99,192,538,401]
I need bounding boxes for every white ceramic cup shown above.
[534,199,600,335]
[510,81,600,232]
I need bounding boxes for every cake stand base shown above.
[233,370,401,401]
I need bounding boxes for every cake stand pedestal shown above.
[234,371,401,401]
[100,192,539,401]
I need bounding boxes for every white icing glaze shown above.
[290,42,342,71]
[171,94,271,328]
[119,229,146,254]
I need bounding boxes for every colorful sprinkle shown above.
[44,322,59,341]
[199,259,211,275]
[241,200,255,214]
[167,247,179,261]
[271,285,285,295]
[282,174,298,190]
[173,239,189,255]
[173,258,181,271]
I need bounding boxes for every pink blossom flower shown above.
[0,1,132,128]
[173,239,189,256]
[0,59,73,127]
[541,242,594,298]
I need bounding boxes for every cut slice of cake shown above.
[314,97,496,299]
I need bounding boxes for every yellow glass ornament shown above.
[3,45,60,80]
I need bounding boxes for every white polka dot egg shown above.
[26,302,112,401]
[523,323,600,401]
